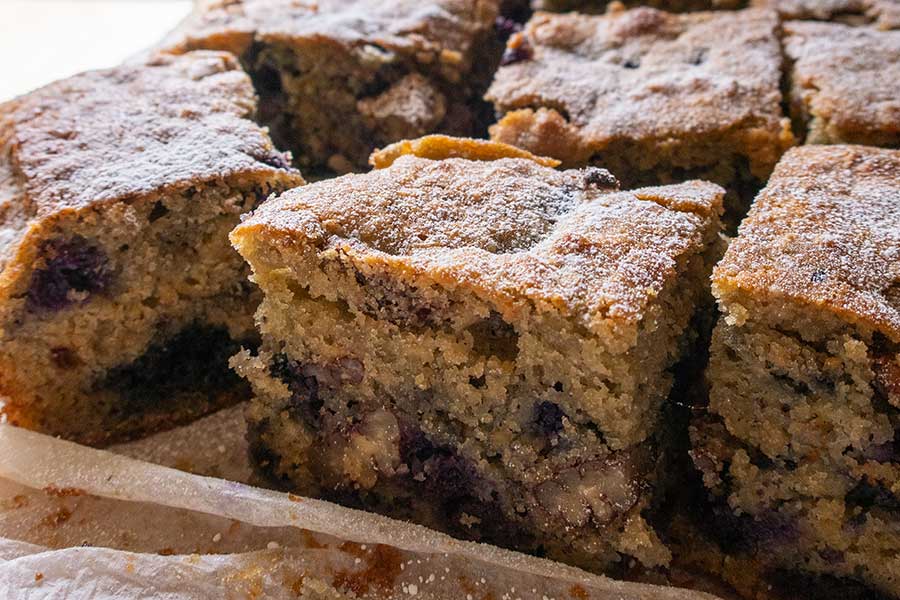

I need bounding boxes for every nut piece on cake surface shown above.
[160,0,506,174]
[691,145,900,598]
[0,51,304,446]
[784,20,900,147]
[485,7,794,227]
[230,135,723,572]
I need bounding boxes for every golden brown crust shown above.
[753,0,900,29]
[713,145,900,341]
[161,0,499,77]
[234,142,723,331]
[486,7,793,177]
[370,134,561,168]
[784,21,900,145]
[0,51,303,292]
[0,51,300,224]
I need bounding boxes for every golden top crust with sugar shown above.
[714,145,900,341]
[162,0,499,75]
[485,8,789,170]
[0,51,300,219]
[234,143,723,330]
[785,21,900,142]
[753,0,900,29]
[0,51,303,272]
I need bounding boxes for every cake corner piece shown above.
[0,51,304,446]
[691,144,900,598]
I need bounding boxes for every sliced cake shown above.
[162,0,506,174]
[0,51,304,445]
[784,20,900,147]
[230,135,724,573]
[485,6,794,226]
[691,145,900,598]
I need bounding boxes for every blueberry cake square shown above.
[691,145,900,598]
[163,0,506,174]
[753,0,900,29]
[485,7,794,226]
[230,135,724,572]
[0,52,304,445]
[785,20,900,147]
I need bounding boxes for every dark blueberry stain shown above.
[845,477,900,514]
[687,47,709,66]
[256,151,293,170]
[810,270,828,283]
[398,421,478,498]
[102,324,248,410]
[583,167,619,190]
[495,16,523,42]
[500,38,534,66]
[27,236,111,312]
[269,353,323,426]
[533,401,565,436]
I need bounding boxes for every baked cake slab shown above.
[692,145,900,598]
[754,0,900,29]
[0,51,304,445]
[485,6,794,226]
[230,135,723,573]
[785,20,900,147]
[163,0,505,174]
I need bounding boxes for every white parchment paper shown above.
[0,408,719,599]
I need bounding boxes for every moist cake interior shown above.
[0,179,279,445]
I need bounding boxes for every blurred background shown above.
[0,0,192,101]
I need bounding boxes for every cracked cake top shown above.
[161,0,499,78]
[0,51,303,277]
[713,145,900,341]
[233,136,723,332]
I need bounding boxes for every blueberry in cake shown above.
[485,6,794,227]
[0,52,304,445]
[162,0,508,174]
[230,135,724,572]
[691,145,900,598]
[784,20,900,147]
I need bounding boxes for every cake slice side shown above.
[0,52,305,445]
[690,145,900,597]
[231,137,724,572]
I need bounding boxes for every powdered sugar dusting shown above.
[486,8,789,165]
[165,0,495,74]
[236,152,723,328]
[715,145,900,340]
[784,21,900,143]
